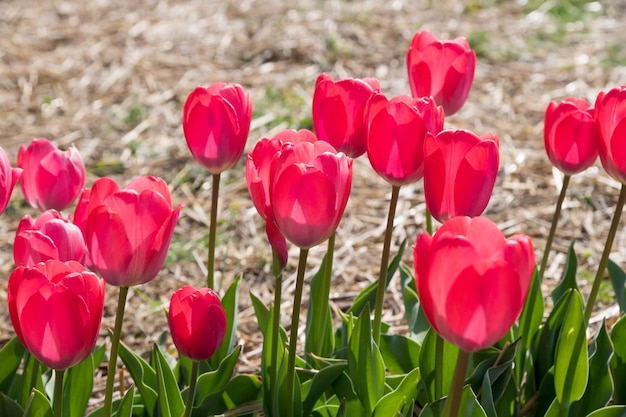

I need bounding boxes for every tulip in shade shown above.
[82,176,182,286]
[312,73,380,158]
[595,86,626,184]
[169,286,227,361]
[414,216,534,351]
[17,138,86,211]
[0,146,22,214]
[406,30,476,116]
[14,209,87,267]
[544,98,598,175]
[183,83,252,174]
[423,129,499,223]
[271,137,352,249]
[8,260,105,370]
[367,94,444,186]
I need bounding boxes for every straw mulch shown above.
[1,0,626,408]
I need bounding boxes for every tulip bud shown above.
[0,146,22,214]
[595,85,626,184]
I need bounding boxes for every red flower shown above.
[169,286,227,361]
[8,260,105,370]
[406,30,476,116]
[423,129,499,222]
[17,138,86,211]
[367,94,444,186]
[544,98,598,175]
[414,216,534,351]
[83,176,182,286]
[14,210,87,267]
[0,146,22,214]
[595,86,626,183]
[270,137,352,249]
[183,83,252,174]
[312,73,380,158]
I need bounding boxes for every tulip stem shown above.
[285,247,309,417]
[269,249,283,410]
[373,185,400,343]
[207,173,221,290]
[442,349,470,417]
[425,206,433,235]
[183,360,199,417]
[539,174,570,281]
[53,369,65,417]
[584,183,626,326]
[103,286,130,417]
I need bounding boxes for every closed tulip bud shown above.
[0,146,22,214]
[14,209,87,267]
[8,260,105,370]
[414,216,534,351]
[183,83,252,174]
[544,98,598,175]
[17,138,86,211]
[312,73,380,158]
[423,129,499,223]
[595,86,626,184]
[83,176,182,287]
[407,30,476,116]
[367,94,444,186]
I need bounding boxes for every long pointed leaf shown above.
[210,275,240,369]
[63,355,94,417]
[152,344,184,417]
[372,367,420,417]
[611,314,626,404]
[117,339,157,416]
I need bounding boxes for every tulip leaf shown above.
[193,345,241,402]
[585,406,626,417]
[335,397,347,417]
[117,338,157,417]
[192,374,262,416]
[210,275,240,369]
[302,362,348,416]
[0,337,25,393]
[24,389,52,417]
[480,356,516,417]
[400,262,431,343]
[419,328,459,402]
[305,250,335,358]
[114,385,135,417]
[379,333,420,375]
[551,241,580,304]
[419,385,487,417]
[330,371,365,416]
[0,392,23,417]
[534,368,556,417]
[372,367,420,417]
[151,344,184,417]
[610,314,626,405]
[516,267,543,385]
[63,354,94,417]
[19,352,45,408]
[250,291,270,334]
[608,258,626,312]
[554,289,587,406]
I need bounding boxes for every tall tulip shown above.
[0,146,21,214]
[406,30,476,116]
[14,209,87,267]
[17,138,86,211]
[423,129,499,223]
[312,73,380,158]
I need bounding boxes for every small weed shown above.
[124,104,147,128]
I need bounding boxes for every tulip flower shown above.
[14,209,87,267]
[423,129,499,223]
[182,83,252,174]
[0,146,22,214]
[312,73,380,158]
[595,86,626,184]
[83,176,182,287]
[414,216,534,351]
[406,30,476,116]
[17,138,86,211]
[544,98,598,175]
[366,94,444,186]
[8,260,105,370]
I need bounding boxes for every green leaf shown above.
[419,328,459,402]
[193,374,262,416]
[24,389,53,417]
[152,344,184,417]
[0,337,25,393]
[608,259,626,312]
[534,368,556,417]
[250,291,270,334]
[306,249,335,358]
[63,355,94,417]
[210,275,240,369]
[0,392,24,417]
[194,345,241,402]
[379,333,420,375]
[302,362,348,416]
[330,372,364,416]
[554,289,587,406]
[399,263,431,343]
[611,314,626,404]
[118,338,157,416]
[585,406,626,417]
[20,353,44,408]
[551,241,579,304]
[516,267,544,385]
[372,367,420,417]
[114,385,135,417]
[419,385,487,417]
[477,343,518,417]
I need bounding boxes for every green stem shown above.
[207,173,221,290]
[435,335,444,399]
[53,369,65,417]
[269,249,283,409]
[425,206,433,235]
[539,174,570,281]
[183,360,199,417]
[103,286,130,417]
[373,185,401,343]
[442,349,470,417]
[584,183,626,325]
[285,247,309,417]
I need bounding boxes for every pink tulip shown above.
[270,137,352,249]
[544,98,598,175]
[406,30,476,116]
[8,260,105,370]
[312,73,380,158]
[168,286,227,361]
[423,129,499,223]
[595,86,626,184]
[183,83,252,174]
[0,146,22,214]
[17,138,86,211]
[367,94,444,186]
[14,210,87,267]
[414,216,534,351]
[83,176,182,286]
